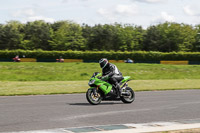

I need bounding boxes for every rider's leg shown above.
[109,75,122,96]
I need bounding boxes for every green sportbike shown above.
[86,72,135,105]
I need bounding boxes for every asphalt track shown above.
[0,90,200,132]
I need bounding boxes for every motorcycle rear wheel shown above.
[120,87,135,103]
[86,89,102,105]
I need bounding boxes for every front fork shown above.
[92,88,97,96]
[92,86,100,96]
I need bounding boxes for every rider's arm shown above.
[102,65,115,79]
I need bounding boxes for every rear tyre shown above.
[86,89,102,105]
[120,87,135,103]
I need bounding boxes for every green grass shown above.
[0,62,200,81]
[0,79,200,96]
[1,62,200,96]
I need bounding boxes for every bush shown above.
[0,50,200,61]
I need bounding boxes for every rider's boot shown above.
[115,83,122,97]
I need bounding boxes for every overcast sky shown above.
[1,0,200,28]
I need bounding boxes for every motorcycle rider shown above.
[99,58,124,96]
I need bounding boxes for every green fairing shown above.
[89,76,112,95]
[121,76,131,83]
[98,82,112,95]
[88,73,131,95]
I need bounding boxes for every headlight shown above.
[88,80,95,86]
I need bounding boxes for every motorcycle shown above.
[86,72,135,105]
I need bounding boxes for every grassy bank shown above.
[1,62,200,96]
[0,62,200,81]
[1,79,200,96]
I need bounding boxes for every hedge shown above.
[0,50,200,61]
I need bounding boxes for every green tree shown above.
[49,21,86,50]
[144,22,196,52]
[143,25,161,51]
[0,24,4,49]
[192,25,200,51]
[158,22,181,52]
[85,24,110,51]
[82,24,92,50]
[22,20,52,50]
[116,24,144,51]
[178,24,196,51]
[0,21,24,50]
[0,20,199,52]
[85,23,144,51]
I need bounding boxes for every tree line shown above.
[0,20,200,52]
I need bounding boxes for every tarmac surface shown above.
[0,89,200,132]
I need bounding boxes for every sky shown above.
[1,0,200,28]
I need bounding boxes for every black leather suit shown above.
[102,63,123,86]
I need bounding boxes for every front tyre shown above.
[120,87,135,103]
[86,89,102,105]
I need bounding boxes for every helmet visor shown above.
[100,60,108,68]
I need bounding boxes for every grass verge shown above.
[0,62,200,81]
[0,79,200,96]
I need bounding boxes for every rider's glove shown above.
[101,75,109,80]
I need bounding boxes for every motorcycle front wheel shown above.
[120,87,135,103]
[86,89,102,105]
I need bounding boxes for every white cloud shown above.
[183,5,200,16]
[97,8,115,21]
[61,0,68,3]
[161,12,175,21]
[12,8,55,23]
[27,16,55,23]
[132,0,166,3]
[97,4,139,22]
[62,0,88,3]
[98,8,109,17]
[115,4,138,16]
[152,12,175,24]
[13,9,35,17]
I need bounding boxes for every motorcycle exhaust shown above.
[121,92,130,96]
